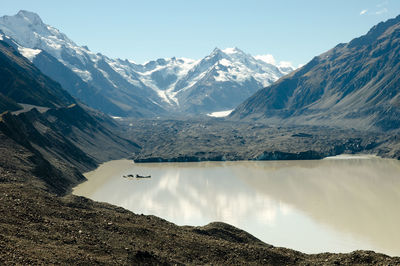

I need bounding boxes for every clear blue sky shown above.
[2,0,400,66]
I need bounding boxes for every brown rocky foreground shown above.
[1,182,400,265]
[1,132,400,265]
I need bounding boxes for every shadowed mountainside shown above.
[230,15,400,131]
[0,105,140,195]
[0,93,21,113]
[0,40,75,110]
[32,50,129,116]
[0,41,140,194]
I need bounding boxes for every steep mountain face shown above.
[0,40,75,108]
[32,50,128,116]
[0,11,293,116]
[230,15,400,131]
[118,47,290,114]
[114,57,198,108]
[0,104,140,194]
[0,40,140,194]
[0,93,21,113]
[172,47,287,113]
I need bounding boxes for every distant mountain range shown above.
[3,10,398,132]
[0,10,293,117]
[230,14,400,131]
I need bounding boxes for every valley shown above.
[0,6,400,265]
[1,128,399,264]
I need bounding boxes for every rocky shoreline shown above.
[2,181,399,265]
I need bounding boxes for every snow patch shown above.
[214,70,228,82]
[17,47,41,61]
[155,89,174,105]
[111,116,124,121]
[207,109,233,117]
[222,47,239,54]
[219,58,232,67]
[72,68,92,82]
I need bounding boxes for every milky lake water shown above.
[73,155,400,256]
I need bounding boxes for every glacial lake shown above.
[73,155,400,256]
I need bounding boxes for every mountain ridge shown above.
[230,14,400,131]
[0,39,75,109]
[0,39,140,195]
[0,10,294,116]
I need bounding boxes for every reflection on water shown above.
[73,156,400,255]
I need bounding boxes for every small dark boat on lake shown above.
[136,174,151,179]
[122,174,151,179]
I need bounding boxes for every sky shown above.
[2,0,400,66]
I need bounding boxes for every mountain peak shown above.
[208,47,226,60]
[222,47,244,55]
[16,10,43,25]
[211,47,223,54]
[0,10,80,64]
[211,47,246,56]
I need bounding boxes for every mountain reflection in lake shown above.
[73,155,400,255]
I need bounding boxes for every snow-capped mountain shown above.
[0,10,164,117]
[171,47,291,113]
[0,10,294,116]
[110,57,198,107]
